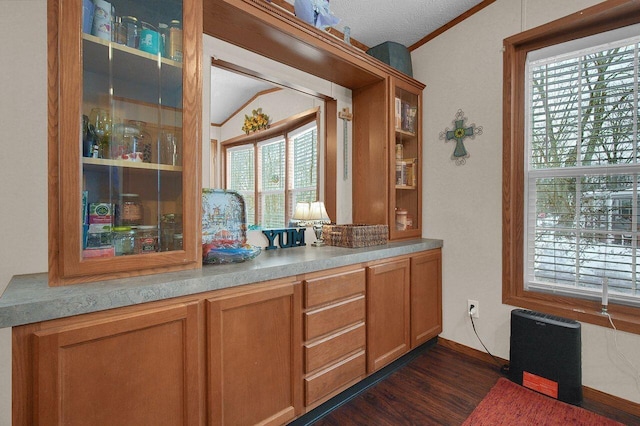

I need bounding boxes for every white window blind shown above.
[258,137,286,228]
[227,145,256,226]
[524,32,640,307]
[288,123,317,219]
[225,120,318,228]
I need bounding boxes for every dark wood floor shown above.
[309,344,640,426]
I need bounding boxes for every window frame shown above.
[223,112,319,228]
[502,0,640,334]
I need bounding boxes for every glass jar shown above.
[160,213,176,251]
[122,16,140,48]
[168,20,183,62]
[395,208,408,231]
[120,194,143,225]
[113,226,136,255]
[173,233,183,250]
[136,225,159,254]
[158,22,169,58]
[127,120,151,162]
[112,16,127,45]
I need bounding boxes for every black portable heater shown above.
[509,309,582,405]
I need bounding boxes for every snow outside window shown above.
[524,30,640,307]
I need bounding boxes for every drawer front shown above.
[304,296,365,341]
[304,269,365,308]
[304,322,365,373]
[304,351,366,406]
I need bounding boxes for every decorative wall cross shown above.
[439,109,483,165]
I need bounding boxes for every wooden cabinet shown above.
[411,248,443,348]
[13,250,441,425]
[302,267,367,408]
[366,258,411,372]
[390,78,423,240]
[353,77,424,241]
[207,280,302,425]
[48,0,202,285]
[14,300,203,425]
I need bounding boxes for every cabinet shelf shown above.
[82,157,183,172]
[395,128,417,138]
[82,33,183,94]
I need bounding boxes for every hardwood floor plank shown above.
[308,344,640,426]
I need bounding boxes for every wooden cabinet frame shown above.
[48,0,202,285]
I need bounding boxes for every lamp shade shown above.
[308,201,330,222]
[292,202,311,220]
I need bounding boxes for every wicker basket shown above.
[322,224,389,248]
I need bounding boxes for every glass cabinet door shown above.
[390,80,422,240]
[52,0,200,284]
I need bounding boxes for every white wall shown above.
[413,0,640,404]
[0,1,48,424]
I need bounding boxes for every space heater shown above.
[509,309,582,406]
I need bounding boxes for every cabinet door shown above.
[366,258,411,372]
[389,78,422,240]
[50,0,201,285]
[411,249,442,347]
[207,281,302,426]
[32,302,202,426]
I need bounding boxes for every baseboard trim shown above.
[437,337,640,418]
[288,337,438,426]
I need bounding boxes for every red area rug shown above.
[462,378,623,425]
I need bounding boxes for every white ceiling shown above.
[210,0,483,124]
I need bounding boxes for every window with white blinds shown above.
[525,33,640,306]
[227,145,256,225]
[226,120,318,228]
[288,123,318,208]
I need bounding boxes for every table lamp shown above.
[291,201,331,246]
[308,201,331,246]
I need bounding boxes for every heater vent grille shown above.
[509,309,582,405]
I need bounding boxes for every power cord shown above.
[468,306,510,374]
[603,312,640,393]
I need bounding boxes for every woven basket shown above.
[322,224,389,248]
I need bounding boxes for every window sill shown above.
[504,292,640,336]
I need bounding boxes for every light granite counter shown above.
[0,238,442,329]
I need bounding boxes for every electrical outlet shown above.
[467,299,479,318]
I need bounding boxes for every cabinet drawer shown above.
[304,350,366,406]
[304,322,365,373]
[304,295,365,340]
[304,269,365,308]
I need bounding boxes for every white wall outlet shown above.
[467,299,479,318]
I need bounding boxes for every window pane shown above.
[227,146,255,225]
[530,59,580,169]
[261,193,285,228]
[259,139,285,227]
[260,140,285,192]
[527,37,640,305]
[580,47,636,166]
[293,128,317,190]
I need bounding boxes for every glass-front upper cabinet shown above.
[390,78,422,240]
[50,0,201,285]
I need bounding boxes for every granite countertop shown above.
[0,238,442,329]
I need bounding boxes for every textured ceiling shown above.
[286,0,485,48]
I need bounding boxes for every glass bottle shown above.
[168,20,183,62]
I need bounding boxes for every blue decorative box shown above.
[366,41,413,77]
